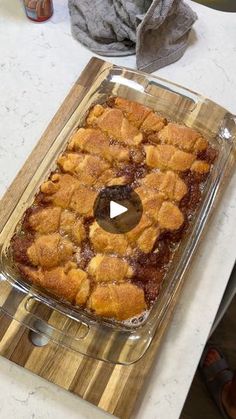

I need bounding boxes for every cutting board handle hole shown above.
[28,330,50,347]
[28,319,51,347]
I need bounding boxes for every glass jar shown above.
[24,0,53,22]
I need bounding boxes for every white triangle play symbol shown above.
[110,201,128,219]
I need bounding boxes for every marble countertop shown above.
[0,1,236,418]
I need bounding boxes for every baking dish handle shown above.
[0,279,89,339]
[219,112,236,145]
[144,78,199,112]
[0,277,152,364]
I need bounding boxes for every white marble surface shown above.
[0,1,236,418]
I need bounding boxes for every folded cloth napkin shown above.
[68,0,197,73]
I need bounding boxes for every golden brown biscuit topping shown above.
[11,97,217,321]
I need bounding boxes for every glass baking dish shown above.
[0,62,235,364]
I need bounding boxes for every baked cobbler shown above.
[11,97,217,322]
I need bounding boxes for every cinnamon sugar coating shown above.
[11,97,217,321]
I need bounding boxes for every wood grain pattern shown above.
[0,57,228,419]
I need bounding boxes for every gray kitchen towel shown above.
[68,0,197,73]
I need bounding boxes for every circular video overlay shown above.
[93,185,143,234]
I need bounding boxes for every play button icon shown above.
[94,185,143,234]
[110,201,128,219]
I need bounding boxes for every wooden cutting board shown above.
[0,57,191,419]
